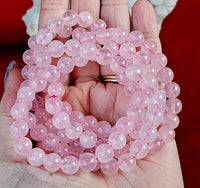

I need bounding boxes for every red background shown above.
[0,0,200,187]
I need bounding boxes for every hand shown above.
[0,0,184,187]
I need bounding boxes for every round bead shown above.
[163,113,180,129]
[104,41,119,56]
[101,158,119,175]
[48,40,64,58]
[30,124,47,141]
[10,103,28,119]
[95,121,112,139]
[128,31,144,47]
[158,126,175,143]
[64,39,80,57]
[164,82,180,98]
[130,140,149,159]
[166,98,182,114]
[17,87,35,103]
[80,42,97,60]
[139,125,158,142]
[45,97,63,115]
[151,53,167,70]
[48,82,65,98]
[72,56,88,67]
[10,120,29,138]
[118,153,136,172]
[62,156,79,175]
[157,67,174,83]
[90,19,106,32]
[43,153,62,172]
[57,56,74,74]
[29,77,47,92]
[27,148,45,166]
[58,25,72,38]
[42,133,60,151]
[47,17,63,33]
[116,116,135,134]
[72,27,86,40]
[96,49,112,65]
[63,10,78,26]
[23,49,33,65]
[79,153,97,172]
[108,131,126,150]
[44,65,60,82]
[65,121,83,139]
[95,144,114,163]
[52,111,70,129]
[110,56,128,74]
[96,29,112,44]
[14,137,32,155]
[36,28,53,45]
[80,130,97,148]
[54,142,70,158]
[112,28,128,44]
[119,42,136,59]
[78,11,93,28]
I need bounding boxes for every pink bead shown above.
[27,66,43,79]
[70,111,84,122]
[114,144,129,159]
[65,121,83,139]
[48,82,65,98]
[143,40,157,54]
[36,28,53,45]
[10,120,29,138]
[29,77,47,92]
[125,64,142,82]
[64,39,80,57]
[158,126,175,143]
[43,153,62,172]
[80,42,97,60]
[157,67,174,83]
[95,144,114,163]
[72,27,86,40]
[48,40,64,58]
[70,140,85,155]
[57,56,74,74]
[112,28,128,44]
[118,153,136,172]
[166,98,182,114]
[28,35,37,48]
[128,31,144,47]
[148,139,163,154]
[52,111,70,129]
[27,148,45,166]
[108,131,126,150]
[82,115,97,130]
[78,11,93,28]
[79,153,97,172]
[10,103,28,119]
[101,158,119,175]
[34,108,51,124]
[57,25,72,38]
[42,133,60,151]
[130,91,146,108]
[130,140,149,159]
[116,73,127,85]
[96,29,112,44]
[137,51,150,65]
[139,125,158,142]
[110,56,128,74]
[62,156,79,175]
[62,101,72,114]
[145,108,163,127]
[116,117,135,134]
[45,97,63,115]
[63,10,78,26]
[119,42,136,59]
[163,113,180,129]
[47,17,63,33]
[80,130,97,148]
[104,41,119,56]
[56,129,70,143]
[72,56,88,67]
[25,112,36,128]
[17,86,35,103]
[54,142,70,158]
[23,49,33,65]
[96,49,112,65]
[90,19,106,32]
[164,82,180,98]
[95,121,112,139]
[21,65,29,79]
[80,31,96,43]
[151,53,167,70]
[44,65,60,82]
[14,137,32,155]
[30,124,47,141]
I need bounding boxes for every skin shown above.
[0,0,184,187]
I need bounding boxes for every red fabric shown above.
[0,0,199,187]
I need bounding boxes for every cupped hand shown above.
[0,0,184,187]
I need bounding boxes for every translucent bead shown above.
[139,125,158,142]
[148,139,163,154]
[95,121,112,139]
[164,82,180,98]
[118,153,136,172]
[108,131,126,150]
[34,108,51,124]
[44,65,60,82]
[28,35,37,48]
[145,108,164,127]
[45,97,63,114]
[10,120,29,138]
[72,27,86,41]
[14,137,32,155]
[17,86,35,103]
[158,126,175,143]
[70,111,84,122]
[166,98,182,114]
[96,49,112,65]
[23,49,33,65]
[21,65,29,79]
[90,19,106,32]
[70,140,85,155]
[25,112,36,128]
[36,28,53,45]
[63,10,78,26]
[57,25,72,38]
[130,140,149,159]
[80,31,96,43]
[137,51,150,65]
[45,119,59,133]
[104,41,119,57]
[163,113,180,129]
[114,144,129,159]
[43,153,62,172]
[56,129,70,143]
[48,82,65,98]
[27,148,45,166]
[78,11,93,28]
[151,53,167,70]
[96,29,112,44]
[64,39,80,57]
[42,133,60,151]
[157,67,174,83]
[10,103,28,119]
[116,117,135,134]
[54,142,70,157]
[125,64,142,82]
[119,42,136,59]
[101,158,119,175]
[110,56,128,74]
[80,42,97,60]
[57,56,74,74]
[29,77,47,92]
[62,101,72,114]
[130,91,146,108]
[48,40,64,58]
[116,73,127,85]
[72,56,88,67]
[62,156,79,175]
[128,31,144,47]
[27,66,43,79]
[47,17,63,33]
[95,144,114,163]
[79,153,97,172]
[52,111,70,129]
[82,115,97,130]
[80,130,97,148]
[65,121,83,139]
[30,124,47,141]
[143,40,157,54]
[112,28,128,44]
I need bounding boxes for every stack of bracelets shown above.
[10,10,182,175]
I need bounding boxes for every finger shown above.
[70,0,100,84]
[100,0,130,76]
[132,0,162,52]
[39,0,69,29]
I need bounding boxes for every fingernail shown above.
[4,61,19,90]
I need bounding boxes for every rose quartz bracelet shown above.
[10,10,182,175]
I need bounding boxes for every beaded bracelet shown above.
[10,10,182,175]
